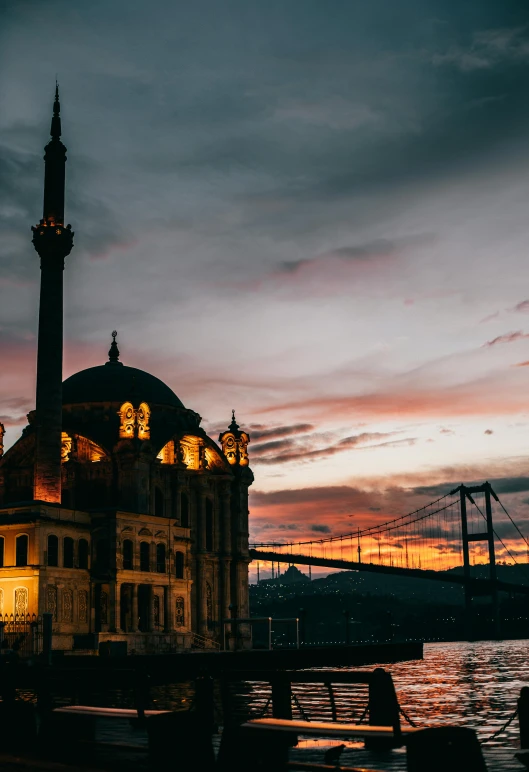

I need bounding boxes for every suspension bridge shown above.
[249,482,529,638]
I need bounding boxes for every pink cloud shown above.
[483,330,529,347]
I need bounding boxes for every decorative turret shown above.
[219,410,250,466]
[31,85,74,503]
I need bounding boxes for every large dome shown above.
[62,362,185,409]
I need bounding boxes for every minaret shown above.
[31,85,74,503]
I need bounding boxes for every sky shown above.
[2,0,529,570]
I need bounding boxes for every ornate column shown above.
[163,586,170,632]
[109,581,121,632]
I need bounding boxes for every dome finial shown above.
[107,330,121,365]
[229,409,239,432]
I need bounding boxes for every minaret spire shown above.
[50,81,61,140]
[31,86,74,503]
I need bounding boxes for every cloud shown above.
[250,423,314,442]
[483,331,529,347]
[251,430,415,467]
[510,300,529,314]
[433,26,529,72]
[311,524,331,533]
[484,429,493,435]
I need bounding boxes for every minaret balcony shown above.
[32,221,74,263]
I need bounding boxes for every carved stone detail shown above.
[63,589,73,622]
[118,401,151,440]
[15,587,28,618]
[78,590,88,623]
[47,585,58,621]
[118,402,135,439]
[0,422,4,458]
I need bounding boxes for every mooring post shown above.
[272,672,292,719]
[42,612,53,665]
[195,674,216,733]
[519,686,529,749]
[367,668,401,749]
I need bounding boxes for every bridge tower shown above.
[452,482,500,640]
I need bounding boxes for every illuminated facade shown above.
[0,90,253,652]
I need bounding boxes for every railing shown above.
[189,631,221,650]
[0,613,42,658]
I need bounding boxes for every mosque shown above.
[0,88,253,652]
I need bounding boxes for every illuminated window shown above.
[78,539,89,569]
[156,543,166,573]
[123,539,134,570]
[63,537,74,568]
[175,551,184,579]
[47,535,58,567]
[140,541,150,572]
[16,535,28,567]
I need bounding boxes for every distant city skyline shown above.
[2,0,529,552]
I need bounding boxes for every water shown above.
[372,639,529,747]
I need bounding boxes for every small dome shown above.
[63,363,184,409]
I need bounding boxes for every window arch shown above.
[154,487,164,518]
[63,537,74,568]
[156,543,166,573]
[140,541,150,572]
[47,535,59,567]
[78,539,89,569]
[181,492,189,528]
[123,539,134,570]
[0,535,4,568]
[118,402,135,439]
[205,499,213,551]
[175,551,184,579]
[16,535,28,567]
[175,596,185,627]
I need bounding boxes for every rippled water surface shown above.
[366,639,529,746]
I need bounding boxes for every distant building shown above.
[0,89,253,652]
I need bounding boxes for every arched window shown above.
[96,539,109,571]
[154,487,164,518]
[140,541,150,572]
[63,537,74,568]
[181,492,189,528]
[175,551,184,579]
[175,596,185,627]
[47,535,59,567]
[156,543,166,573]
[16,535,28,567]
[78,539,89,569]
[0,536,4,568]
[205,500,213,551]
[123,539,134,570]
